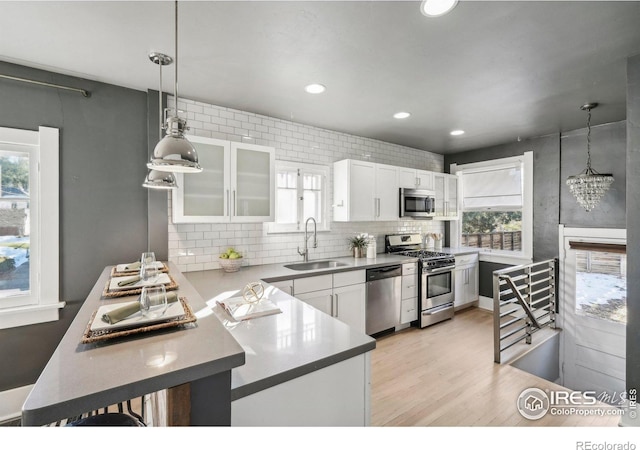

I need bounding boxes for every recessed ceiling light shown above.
[450,130,465,136]
[421,0,458,17]
[304,83,326,94]
[393,112,411,119]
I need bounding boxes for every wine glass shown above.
[139,284,168,319]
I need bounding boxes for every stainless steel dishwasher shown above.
[366,264,402,336]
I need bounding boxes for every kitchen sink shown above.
[284,260,348,271]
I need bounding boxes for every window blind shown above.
[461,164,522,210]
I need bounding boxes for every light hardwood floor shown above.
[370,307,621,426]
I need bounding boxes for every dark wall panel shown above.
[0,62,149,391]
[626,54,640,412]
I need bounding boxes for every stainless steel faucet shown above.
[297,217,318,262]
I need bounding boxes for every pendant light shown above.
[143,52,177,189]
[566,103,614,212]
[147,0,202,174]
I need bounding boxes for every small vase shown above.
[353,247,363,258]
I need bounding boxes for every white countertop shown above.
[185,254,415,400]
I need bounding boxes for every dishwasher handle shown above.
[366,265,402,281]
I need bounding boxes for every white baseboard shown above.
[478,295,493,311]
[0,385,32,422]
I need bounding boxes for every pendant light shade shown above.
[566,103,614,212]
[148,116,201,172]
[143,169,177,189]
[144,52,179,189]
[147,0,202,174]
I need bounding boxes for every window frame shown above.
[450,152,533,264]
[268,160,330,234]
[0,126,62,330]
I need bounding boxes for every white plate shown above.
[108,273,172,291]
[90,299,186,332]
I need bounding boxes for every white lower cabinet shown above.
[290,270,366,333]
[454,253,479,308]
[401,263,418,324]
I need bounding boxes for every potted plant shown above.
[347,233,369,258]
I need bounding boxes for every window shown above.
[451,152,532,263]
[571,241,626,324]
[0,126,61,329]
[268,161,329,233]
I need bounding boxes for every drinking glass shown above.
[139,284,168,319]
[140,251,158,283]
[141,251,156,266]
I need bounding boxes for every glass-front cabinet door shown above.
[172,137,274,223]
[173,136,230,223]
[231,142,275,222]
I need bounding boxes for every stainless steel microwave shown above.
[399,188,436,218]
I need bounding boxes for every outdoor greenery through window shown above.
[270,161,329,233]
[0,152,30,298]
[575,250,627,324]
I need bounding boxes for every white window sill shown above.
[0,301,66,330]
[478,251,532,266]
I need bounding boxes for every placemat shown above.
[81,297,196,344]
[110,262,169,277]
[102,274,179,298]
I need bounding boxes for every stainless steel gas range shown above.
[385,234,456,328]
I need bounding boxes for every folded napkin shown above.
[101,292,179,324]
[117,275,141,287]
[122,261,141,271]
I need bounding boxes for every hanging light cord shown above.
[174,0,179,111]
[585,107,593,172]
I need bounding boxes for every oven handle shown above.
[424,265,455,274]
[422,304,454,316]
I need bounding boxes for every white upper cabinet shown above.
[433,173,459,220]
[398,168,434,191]
[173,136,274,223]
[333,159,398,222]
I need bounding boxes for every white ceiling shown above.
[2,1,640,154]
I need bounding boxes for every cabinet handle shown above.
[377,198,381,217]
[334,293,339,318]
[416,177,420,186]
[226,189,230,216]
[289,286,293,296]
[233,190,236,216]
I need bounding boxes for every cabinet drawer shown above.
[293,274,333,295]
[401,274,418,300]
[400,297,417,324]
[333,270,365,288]
[402,263,418,276]
[455,253,478,266]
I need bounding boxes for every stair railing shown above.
[493,258,557,363]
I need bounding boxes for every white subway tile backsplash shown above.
[168,96,445,272]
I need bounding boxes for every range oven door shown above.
[399,188,435,218]
[421,267,454,310]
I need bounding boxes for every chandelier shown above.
[566,103,614,212]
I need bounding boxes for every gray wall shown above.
[626,54,640,414]
[0,61,150,391]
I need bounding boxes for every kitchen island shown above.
[184,254,414,426]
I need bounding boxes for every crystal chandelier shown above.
[566,103,614,212]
